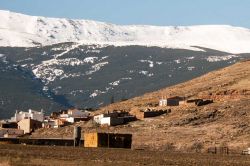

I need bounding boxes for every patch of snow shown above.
[53,43,82,58]
[0,54,8,64]
[139,60,154,68]
[16,58,33,63]
[21,64,27,67]
[174,59,181,64]
[43,86,49,91]
[85,49,101,54]
[83,57,98,63]
[156,61,163,65]
[187,66,195,71]
[109,80,120,86]
[139,70,154,77]
[186,56,195,60]
[127,70,134,73]
[32,67,64,84]
[40,58,90,67]
[86,62,108,75]
[70,90,84,96]
[89,90,106,98]
[109,77,132,87]
[206,55,238,62]
[41,51,47,56]
[60,73,83,80]
[99,56,109,61]
[121,77,132,80]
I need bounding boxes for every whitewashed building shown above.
[10,109,44,122]
[159,99,168,107]
[59,109,90,123]
[100,117,124,126]
[93,112,125,126]
[93,114,105,124]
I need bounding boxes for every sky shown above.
[0,0,250,28]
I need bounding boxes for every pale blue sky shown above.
[0,0,249,27]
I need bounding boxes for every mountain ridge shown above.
[1,10,250,53]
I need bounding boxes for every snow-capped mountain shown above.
[1,10,250,53]
[0,10,250,119]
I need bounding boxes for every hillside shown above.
[1,10,250,53]
[1,10,250,119]
[0,58,71,119]
[32,60,250,152]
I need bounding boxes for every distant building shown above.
[84,132,132,148]
[100,117,124,126]
[10,109,44,122]
[93,112,135,126]
[159,96,185,106]
[0,128,24,138]
[130,108,169,120]
[60,109,89,118]
[18,119,42,134]
[0,122,18,128]
[58,109,90,124]
[42,118,70,128]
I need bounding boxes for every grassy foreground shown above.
[1,144,250,166]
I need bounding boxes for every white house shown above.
[159,99,168,107]
[93,112,125,126]
[93,114,105,124]
[10,109,44,122]
[100,117,124,126]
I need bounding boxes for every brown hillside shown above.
[32,60,250,152]
[97,60,250,113]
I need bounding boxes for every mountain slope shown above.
[0,56,72,119]
[98,60,250,112]
[1,44,249,117]
[33,60,250,152]
[1,10,250,53]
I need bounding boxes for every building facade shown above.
[11,109,44,122]
[18,119,42,134]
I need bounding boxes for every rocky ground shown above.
[31,60,250,153]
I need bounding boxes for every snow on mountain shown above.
[1,10,250,53]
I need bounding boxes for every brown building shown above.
[159,96,185,107]
[18,119,42,134]
[0,122,18,128]
[130,108,169,120]
[84,132,132,149]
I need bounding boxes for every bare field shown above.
[1,144,250,166]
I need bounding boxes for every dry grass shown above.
[1,144,250,166]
